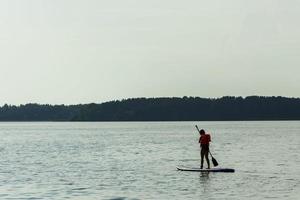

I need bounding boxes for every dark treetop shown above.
[0,96,300,121]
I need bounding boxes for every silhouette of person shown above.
[198,129,211,169]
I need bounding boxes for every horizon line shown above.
[0,95,299,107]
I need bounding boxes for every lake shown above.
[0,121,299,199]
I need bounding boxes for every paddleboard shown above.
[177,166,235,173]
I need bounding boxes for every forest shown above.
[0,96,299,121]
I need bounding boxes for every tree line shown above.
[0,96,299,121]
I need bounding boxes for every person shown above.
[198,129,211,169]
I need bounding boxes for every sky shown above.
[0,0,299,105]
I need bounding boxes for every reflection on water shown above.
[0,121,299,199]
[198,172,210,192]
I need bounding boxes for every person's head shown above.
[200,129,205,135]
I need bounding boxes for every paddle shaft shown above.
[195,125,201,133]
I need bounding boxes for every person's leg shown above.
[205,150,210,169]
[200,148,204,169]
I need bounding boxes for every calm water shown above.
[0,121,299,199]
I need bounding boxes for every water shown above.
[0,121,299,200]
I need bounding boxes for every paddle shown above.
[209,151,219,167]
[195,125,219,167]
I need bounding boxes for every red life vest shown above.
[199,134,211,145]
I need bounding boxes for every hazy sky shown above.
[0,0,299,105]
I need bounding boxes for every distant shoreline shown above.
[0,96,300,121]
[0,120,299,122]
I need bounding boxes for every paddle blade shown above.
[211,156,219,167]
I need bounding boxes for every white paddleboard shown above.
[177,166,235,173]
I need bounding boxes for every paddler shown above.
[198,129,211,169]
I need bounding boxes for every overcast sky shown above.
[0,0,299,105]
